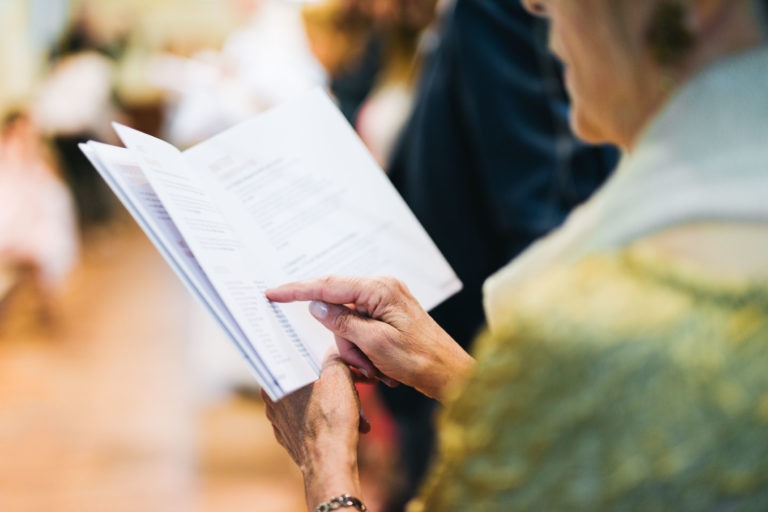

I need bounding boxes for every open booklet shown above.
[79,89,461,400]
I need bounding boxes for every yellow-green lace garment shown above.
[411,247,768,511]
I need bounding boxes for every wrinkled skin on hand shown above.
[267,276,475,401]
[262,354,365,508]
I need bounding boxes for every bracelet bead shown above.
[314,493,367,512]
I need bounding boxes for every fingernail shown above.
[383,377,398,388]
[309,301,329,319]
[360,368,370,379]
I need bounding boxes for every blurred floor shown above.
[0,219,304,512]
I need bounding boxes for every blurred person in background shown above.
[265,0,768,510]
[36,16,121,228]
[157,0,325,149]
[302,0,438,166]
[302,0,377,123]
[0,0,79,319]
[350,0,441,166]
[35,0,248,227]
[0,112,79,322]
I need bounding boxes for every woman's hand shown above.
[263,354,363,509]
[266,276,475,401]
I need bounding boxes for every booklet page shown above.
[183,89,462,359]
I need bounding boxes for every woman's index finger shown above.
[265,276,370,305]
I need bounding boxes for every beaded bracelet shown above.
[314,493,368,512]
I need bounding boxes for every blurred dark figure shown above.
[303,0,437,123]
[379,0,619,509]
[333,0,438,119]
[41,16,126,228]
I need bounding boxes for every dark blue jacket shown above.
[389,0,618,351]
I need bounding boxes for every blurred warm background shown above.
[0,0,437,510]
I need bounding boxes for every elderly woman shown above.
[264,0,768,510]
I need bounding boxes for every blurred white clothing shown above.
[32,52,116,138]
[157,0,326,147]
[0,138,79,292]
[355,82,414,168]
[220,0,326,106]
